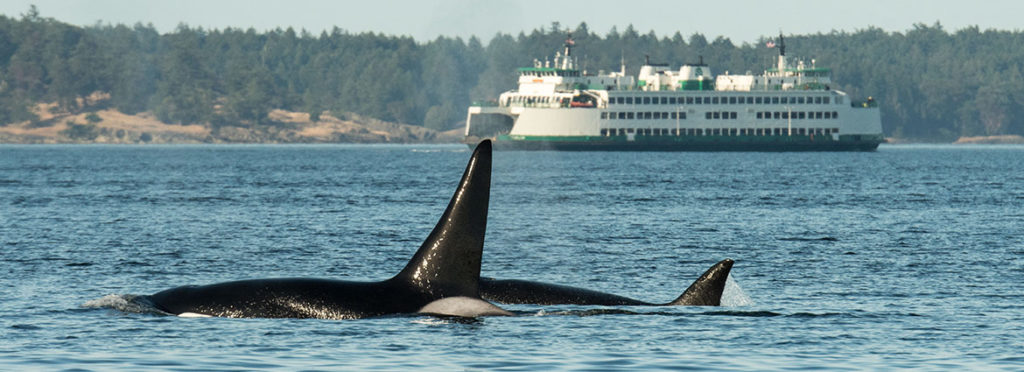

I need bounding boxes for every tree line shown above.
[1,7,1022,139]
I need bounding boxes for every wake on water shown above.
[82,294,169,316]
[721,274,754,307]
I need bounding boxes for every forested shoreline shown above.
[2,6,1023,141]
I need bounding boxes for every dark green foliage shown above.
[61,121,99,140]
[423,103,459,131]
[85,112,101,123]
[0,8,1022,140]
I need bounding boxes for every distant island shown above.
[0,97,461,144]
[1,6,1023,144]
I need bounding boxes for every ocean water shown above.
[1,144,1022,370]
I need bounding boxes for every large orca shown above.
[480,259,733,306]
[140,140,511,319]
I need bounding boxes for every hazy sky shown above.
[2,0,1022,44]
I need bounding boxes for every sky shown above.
[1,0,1022,44]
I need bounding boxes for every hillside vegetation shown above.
[1,7,1023,142]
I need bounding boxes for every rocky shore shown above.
[0,105,462,144]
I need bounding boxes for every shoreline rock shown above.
[953,135,1024,145]
[0,108,463,144]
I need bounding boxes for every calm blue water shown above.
[1,144,1022,370]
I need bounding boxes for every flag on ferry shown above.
[766,41,776,48]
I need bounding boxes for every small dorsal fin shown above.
[394,140,491,298]
[668,259,734,306]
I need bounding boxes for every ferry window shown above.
[653,112,661,119]
[730,112,737,119]
[600,129,608,136]
[627,128,634,133]
[705,112,713,119]
[773,112,781,119]
[814,97,822,104]
[686,97,694,104]
[671,112,677,119]
[798,112,805,119]
[713,112,721,119]
[755,97,763,104]
[782,112,789,119]
[669,97,678,104]
[824,97,831,104]
[625,112,633,119]
[618,112,626,119]
[747,97,754,104]
[815,112,822,119]
[712,97,719,104]
[824,112,831,119]
[757,112,763,119]
[771,97,780,104]
[681,112,687,119]
[601,112,608,119]
[729,97,737,104]
[781,97,789,104]
[805,96,812,104]
[703,97,712,104]
[797,97,805,104]
[644,112,652,119]
[832,111,838,118]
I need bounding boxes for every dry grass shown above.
[953,135,1024,144]
[1,104,462,144]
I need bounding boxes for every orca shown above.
[480,259,733,306]
[140,140,505,319]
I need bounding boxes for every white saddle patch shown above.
[418,297,513,317]
[177,312,214,318]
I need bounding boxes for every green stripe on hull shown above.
[486,134,883,152]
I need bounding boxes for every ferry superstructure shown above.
[465,34,884,151]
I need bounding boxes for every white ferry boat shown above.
[465,34,884,151]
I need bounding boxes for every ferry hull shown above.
[482,134,882,152]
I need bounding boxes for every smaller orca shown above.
[480,259,733,306]
[139,140,505,319]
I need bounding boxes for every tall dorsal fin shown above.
[667,259,734,306]
[394,140,491,298]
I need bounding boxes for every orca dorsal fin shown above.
[394,140,491,298]
[667,259,734,306]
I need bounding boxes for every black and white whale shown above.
[480,259,733,306]
[140,140,510,319]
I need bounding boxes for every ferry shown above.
[464,33,884,151]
